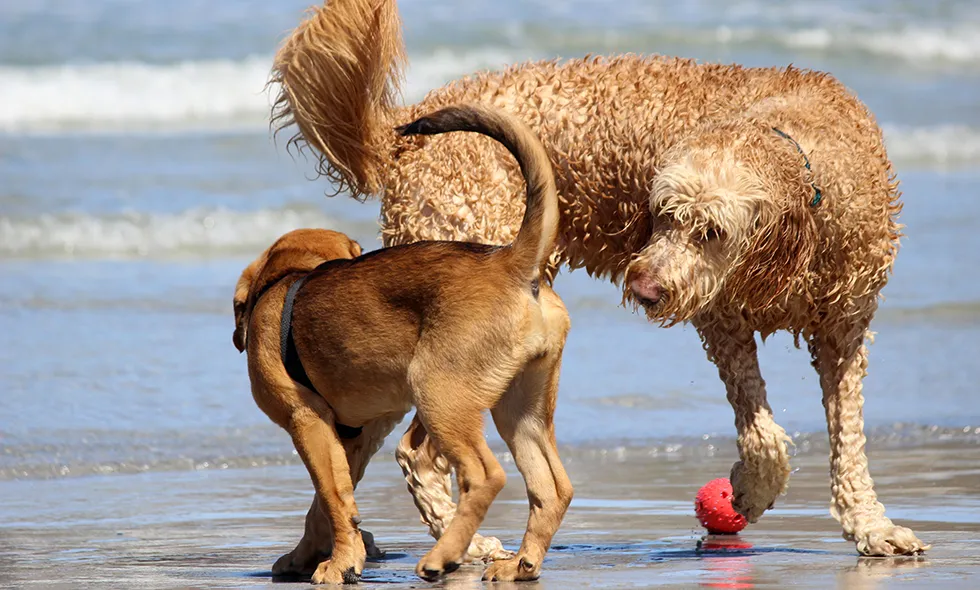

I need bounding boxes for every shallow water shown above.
[5,443,980,588]
[1,0,979,587]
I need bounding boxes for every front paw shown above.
[730,461,783,523]
[414,553,460,581]
[854,523,930,556]
[312,560,362,584]
[482,556,539,582]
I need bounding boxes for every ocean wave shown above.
[774,25,980,64]
[883,125,980,168]
[0,21,976,134]
[583,24,980,65]
[0,49,519,134]
[0,206,366,259]
[440,22,980,66]
[402,47,520,101]
[2,50,978,170]
[0,57,274,133]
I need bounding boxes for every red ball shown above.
[695,478,747,534]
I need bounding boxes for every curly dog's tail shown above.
[397,104,559,280]
[270,0,405,197]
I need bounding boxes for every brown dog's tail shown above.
[396,104,559,280]
[270,0,405,198]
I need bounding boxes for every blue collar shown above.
[772,127,822,207]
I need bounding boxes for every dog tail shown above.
[396,104,559,280]
[270,0,405,198]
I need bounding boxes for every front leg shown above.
[395,415,514,563]
[273,417,396,576]
[697,318,792,523]
[809,316,928,556]
[285,397,366,585]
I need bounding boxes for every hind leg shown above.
[271,494,332,576]
[396,415,514,563]
[409,378,507,580]
[483,349,573,581]
[272,417,395,575]
[285,392,366,584]
[697,317,792,523]
[810,313,928,556]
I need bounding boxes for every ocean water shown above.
[1,0,979,511]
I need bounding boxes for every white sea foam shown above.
[883,125,980,168]
[0,58,274,133]
[778,26,980,64]
[0,206,357,259]
[3,124,972,262]
[402,47,519,102]
[591,23,980,65]
[0,49,521,134]
[1,46,977,169]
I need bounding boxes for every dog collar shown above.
[280,273,364,440]
[772,127,822,207]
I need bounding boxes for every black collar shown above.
[279,274,363,440]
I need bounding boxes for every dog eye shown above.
[702,228,723,241]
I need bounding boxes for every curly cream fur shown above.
[810,312,929,556]
[697,318,792,523]
[395,417,515,563]
[272,0,926,557]
[270,0,405,195]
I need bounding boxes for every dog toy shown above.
[695,478,747,534]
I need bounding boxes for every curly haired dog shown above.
[269,0,927,558]
[234,104,573,583]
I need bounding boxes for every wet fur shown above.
[270,0,925,558]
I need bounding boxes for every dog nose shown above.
[629,273,662,304]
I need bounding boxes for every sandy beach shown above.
[5,433,980,589]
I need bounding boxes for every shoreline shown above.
[4,420,980,483]
[4,440,979,588]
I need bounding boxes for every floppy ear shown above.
[232,256,263,353]
[232,300,248,353]
[726,192,817,312]
[348,239,363,258]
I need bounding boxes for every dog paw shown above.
[467,533,516,563]
[312,560,361,585]
[361,530,386,560]
[730,461,785,523]
[854,523,930,557]
[481,556,540,582]
[414,554,460,581]
[272,548,318,576]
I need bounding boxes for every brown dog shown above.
[233,104,572,583]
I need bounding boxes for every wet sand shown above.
[4,439,980,589]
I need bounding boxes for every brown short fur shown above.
[270,0,926,557]
[236,104,572,583]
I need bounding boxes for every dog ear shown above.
[232,300,248,353]
[348,239,362,258]
[726,190,817,312]
[232,255,264,353]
